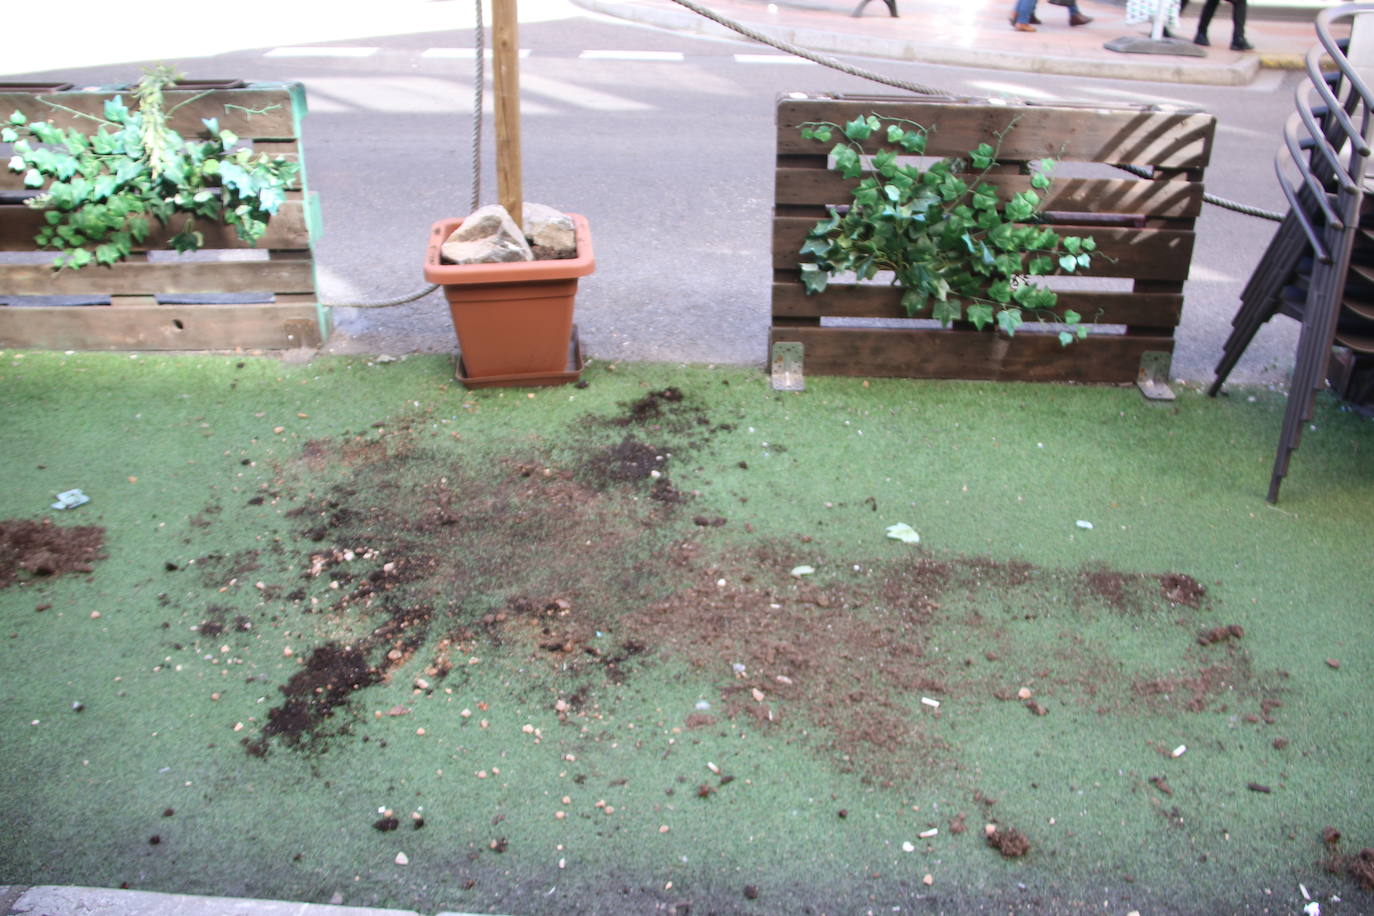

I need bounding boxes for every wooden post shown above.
[492,0,523,230]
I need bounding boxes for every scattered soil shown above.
[615,387,686,426]
[1197,625,1244,645]
[1079,567,1207,614]
[987,826,1031,858]
[1161,573,1207,608]
[215,391,1261,791]
[243,643,384,755]
[1352,849,1374,891]
[1131,661,1260,714]
[0,518,105,588]
[624,546,950,786]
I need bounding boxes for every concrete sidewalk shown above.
[576,0,1336,84]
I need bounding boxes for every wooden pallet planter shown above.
[772,93,1217,384]
[0,81,326,350]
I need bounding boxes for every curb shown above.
[573,0,1265,84]
[1,886,507,916]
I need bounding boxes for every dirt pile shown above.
[0,518,104,588]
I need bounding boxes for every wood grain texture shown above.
[769,325,1171,383]
[776,96,1215,167]
[0,303,322,349]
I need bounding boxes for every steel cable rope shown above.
[322,0,486,308]
[331,0,1280,311]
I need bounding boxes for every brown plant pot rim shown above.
[423,213,595,286]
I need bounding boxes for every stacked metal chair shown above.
[1207,3,1374,502]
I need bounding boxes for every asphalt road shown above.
[3,0,1306,383]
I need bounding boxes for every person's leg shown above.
[1009,0,1040,25]
[1066,0,1091,25]
[1012,0,1038,28]
[1230,0,1252,50]
[1194,0,1221,44]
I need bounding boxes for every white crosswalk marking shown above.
[734,54,816,64]
[422,48,532,58]
[579,50,685,61]
[265,46,379,58]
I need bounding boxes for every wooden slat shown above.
[0,303,321,349]
[771,282,1182,327]
[775,169,1204,219]
[0,258,314,296]
[0,200,313,251]
[772,217,1196,281]
[0,85,302,140]
[776,96,1215,169]
[769,325,1172,384]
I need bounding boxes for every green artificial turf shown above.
[1,350,1371,915]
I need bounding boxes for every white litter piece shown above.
[1171,744,1187,758]
[51,489,89,510]
[885,523,920,544]
[919,828,939,839]
[790,565,815,577]
[920,697,941,709]
[901,841,915,853]
[1075,520,1094,530]
[1303,902,1320,916]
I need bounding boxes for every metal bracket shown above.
[1137,350,1176,401]
[770,341,805,391]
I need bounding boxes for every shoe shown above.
[1009,14,1041,25]
[1194,32,1210,46]
[1068,12,1092,26]
[1012,21,1036,31]
[1230,37,1253,51]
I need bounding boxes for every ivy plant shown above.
[3,66,299,269]
[798,115,1096,346]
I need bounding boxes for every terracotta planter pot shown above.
[424,213,595,383]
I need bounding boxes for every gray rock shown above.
[440,204,533,265]
[522,202,578,260]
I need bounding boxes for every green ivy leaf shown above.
[970,143,995,170]
[1063,236,1082,255]
[997,307,1023,336]
[62,248,93,269]
[1058,331,1074,347]
[987,279,1013,303]
[103,96,130,123]
[967,303,994,331]
[843,116,874,142]
[8,110,26,126]
[799,263,828,294]
[932,297,962,327]
[1063,309,1081,325]
[899,288,927,316]
[1058,254,1078,272]
[832,144,862,180]
[1030,172,1050,190]
[873,149,898,178]
[1,126,16,143]
[897,130,926,154]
